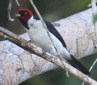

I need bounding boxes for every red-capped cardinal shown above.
[16,9,90,75]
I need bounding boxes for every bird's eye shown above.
[24,12,28,16]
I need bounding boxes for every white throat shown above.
[27,16,37,28]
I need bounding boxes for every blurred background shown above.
[0,0,97,85]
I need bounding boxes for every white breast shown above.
[27,17,71,59]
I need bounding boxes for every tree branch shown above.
[0,8,97,85]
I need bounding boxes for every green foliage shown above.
[0,0,9,27]
[30,0,90,22]
[93,14,97,24]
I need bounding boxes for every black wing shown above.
[45,20,67,48]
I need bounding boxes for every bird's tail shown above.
[67,54,90,75]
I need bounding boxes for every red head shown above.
[16,9,33,23]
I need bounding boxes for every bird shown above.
[16,8,90,75]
